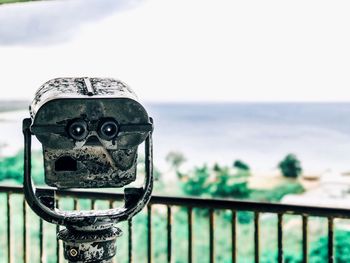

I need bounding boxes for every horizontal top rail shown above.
[1,184,350,219]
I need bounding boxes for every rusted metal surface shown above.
[57,226,122,262]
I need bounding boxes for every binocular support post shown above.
[58,226,122,263]
[23,118,154,262]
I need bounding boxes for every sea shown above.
[1,102,350,174]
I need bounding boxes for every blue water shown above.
[2,103,350,173]
[146,103,350,172]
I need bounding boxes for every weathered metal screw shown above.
[70,248,78,257]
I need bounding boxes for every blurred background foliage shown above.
[0,0,37,4]
[0,150,44,185]
[0,147,348,262]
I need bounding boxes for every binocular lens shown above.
[68,120,88,141]
[99,120,118,140]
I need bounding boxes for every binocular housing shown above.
[23,77,154,262]
[30,77,152,188]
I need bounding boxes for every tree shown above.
[179,163,250,198]
[0,150,45,184]
[233,160,250,171]
[180,165,210,196]
[209,164,250,198]
[310,230,350,262]
[278,154,302,178]
[166,151,186,171]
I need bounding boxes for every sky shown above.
[0,0,350,102]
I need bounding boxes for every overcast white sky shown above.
[0,0,350,102]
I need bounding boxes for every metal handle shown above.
[23,118,153,228]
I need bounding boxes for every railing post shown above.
[73,198,79,210]
[7,192,12,263]
[39,218,44,263]
[167,205,172,263]
[302,215,308,263]
[23,198,27,263]
[128,219,133,263]
[231,210,236,263]
[56,198,60,263]
[209,209,215,263]
[328,217,334,263]
[188,207,193,263]
[277,214,283,263]
[254,212,260,263]
[91,199,96,210]
[147,205,152,263]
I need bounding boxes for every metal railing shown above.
[1,184,350,263]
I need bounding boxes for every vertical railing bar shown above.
[277,213,283,263]
[56,199,60,263]
[188,207,193,263]
[40,218,44,263]
[254,212,259,263]
[209,209,215,263]
[91,199,96,210]
[7,192,11,263]
[167,205,172,263]
[73,198,79,210]
[147,205,152,263]
[109,200,114,209]
[302,215,308,263]
[231,210,236,263]
[23,198,27,263]
[328,217,334,263]
[128,219,133,263]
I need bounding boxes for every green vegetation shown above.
[0,0,38,4]
[249,182,304,202]
[310,230,350,262]
[0,149,318,262]
[177,160,303,202]
[166,151,187,171]
[0,150,44,185]
[278,153,302,178]
[178,163,250,198]
[233,160,250,171]
[1,194,344,263]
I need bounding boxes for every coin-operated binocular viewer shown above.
[22,78,154,263]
